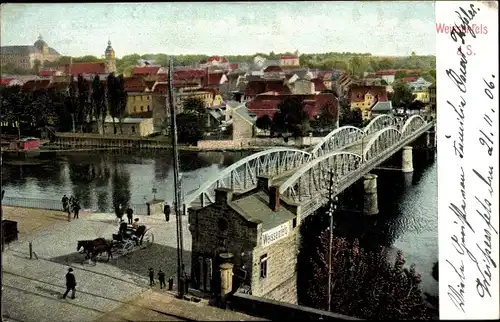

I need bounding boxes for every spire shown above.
[38,34,43,41]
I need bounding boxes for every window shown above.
[260,254,268,278]
[140,106,144,112]
[293,218,297,228]
[147,105,150,111]
[131,126,135,133]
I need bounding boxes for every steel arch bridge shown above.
[184,147,311,208]
[279,151,363,202]
[309,126,365,159]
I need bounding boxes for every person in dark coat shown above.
[61,195,69,213]
[163,203,171,222]
[148,268,155,286]
[158,269,166,289]
[126,207,134,224]
[73,202,81,219]
[63,268,76,299]
[168,276,174,291]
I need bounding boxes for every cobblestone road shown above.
[2,211,193,322]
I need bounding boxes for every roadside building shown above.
[188,177,299,304]
[97,116,154,136]
[349,85,390,120]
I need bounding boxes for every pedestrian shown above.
[126,207,134,224]
[132,218,139,229]
[115,204,124,223]
[163,203,171,222]
[158,269,166,289]
[69,196,75,209]
[184,271,189,294]
[168,276,174,291]
[148,267,155,286]
[61,195,68,212]
[62,268,76,299]
[73,201,81,219]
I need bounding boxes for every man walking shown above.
[168,276,174,291]
[61,195,69,213]
[62,268,76,299]
[158,269,166,289]
[73,201,81,219]
[163,203,171,222]
[148,268,155,287]
[126,206,134,224]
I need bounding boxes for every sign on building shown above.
[261,222,290,247]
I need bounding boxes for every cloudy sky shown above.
[1,2,436,58]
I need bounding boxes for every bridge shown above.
[184,114,434,219]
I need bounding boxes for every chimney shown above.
[269,186,280,212]
[215,188,233,204]
[257,176,269,191]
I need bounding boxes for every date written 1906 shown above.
[479,75,496,156]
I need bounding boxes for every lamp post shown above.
[326,171,339,312]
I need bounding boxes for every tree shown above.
[0,85,30,138]
[339,101,363,127]
[116,74,128,134]
[392,82,416,113]
[176,113,204,145]
[77,75,90,132]
[182,97,206,117]
[255,114,273,133]
[315,102,338,130]
[395,71,406,79]
[408,100,426,111]
[377,58,394,70]
[107,73,119,133]
[306,232,430,320]
[272,98,310,139]
[91,75,106,134]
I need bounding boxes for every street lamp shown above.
[326,171,339,312]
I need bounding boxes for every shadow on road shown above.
[49,243,192,282]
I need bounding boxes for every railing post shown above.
[29,241,33,260]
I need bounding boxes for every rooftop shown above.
[229,190,295,231]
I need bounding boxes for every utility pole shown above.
[168,57,185,298]
[326,170,338,312]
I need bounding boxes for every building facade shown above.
[188,178,299,304]
[1,35,61,70]
[104,40,117,74]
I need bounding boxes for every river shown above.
[1,149,437,299]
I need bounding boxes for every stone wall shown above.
[251,223,298,304]
[228,292,362,321]
[197,136,323,149]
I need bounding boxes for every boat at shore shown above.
[1,137,41,159]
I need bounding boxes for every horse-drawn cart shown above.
[112,223,154,255]
[77,223,154,263]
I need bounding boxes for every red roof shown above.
[403,77,418,83]
[66,63,106,76]
[123,77,148,92]
[153,83,168,93]
[280,55,298,59]
[221,57,228,63]
[311,78,327,91]
[245,79,291,97]
[350,85,388,103]
[207,56,221,63]
[264,66,284,73]
[376,70,397,76]
[229,63,239,70]
[247,93,337,120]
[0,78,12,86]
[39,70,57,77]
[132,66,161,75]
[207,72,224,86]
[174,69,206,81]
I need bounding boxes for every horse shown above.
[77,238,114,263]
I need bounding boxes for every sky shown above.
[1,2,436,58]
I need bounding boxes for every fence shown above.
[1,196,150,215]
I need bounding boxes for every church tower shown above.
[34,34,49,57]
[104,40,117,74]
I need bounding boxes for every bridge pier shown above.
[363,174,379,215]
[402,146,413,173]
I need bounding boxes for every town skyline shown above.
[1,2,436,58]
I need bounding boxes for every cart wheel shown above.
[122,241,134,255]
